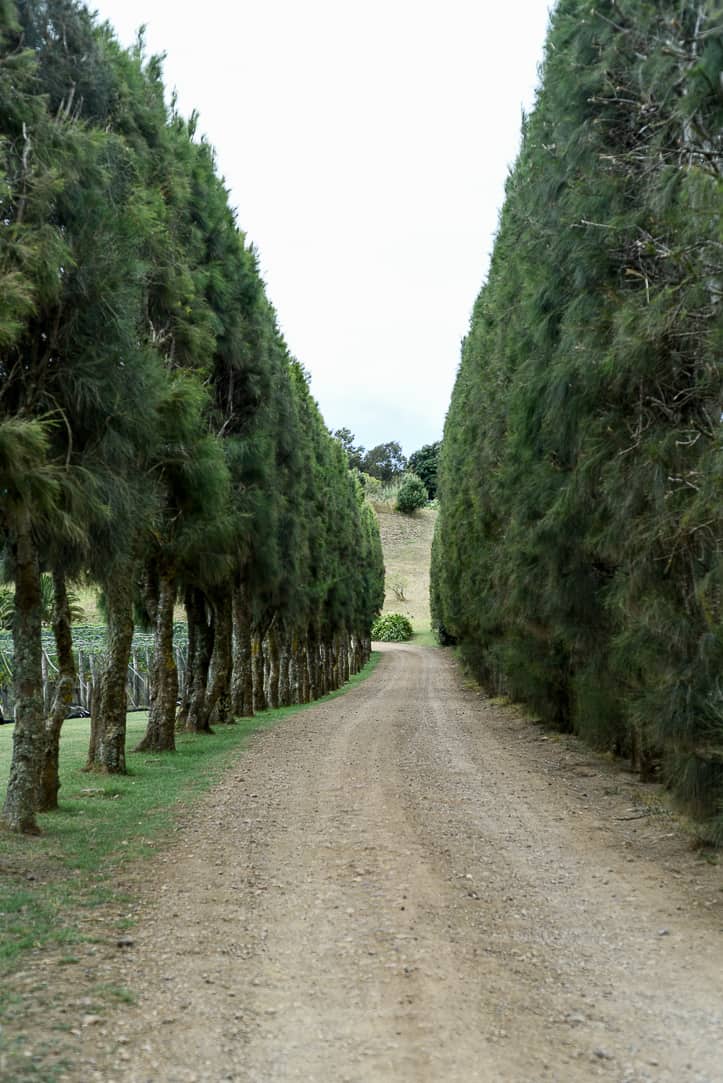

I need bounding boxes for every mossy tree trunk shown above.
[266,623,280,709]
[2,510,43,834]
[252,630,266,713]
[350,635,362,675]
[176,587,197,729]
[135,569,178,752]
[231,583,254,717]
[185,588,214,733]
[323,641,333,694]
[206,593,232,725]
[340,633,350,685]
[300,640,311,703]
[38,568,76,811]
[307,636,319,702]
[287,633,299,705]
[278,636,291,706]
[86,566,134,774]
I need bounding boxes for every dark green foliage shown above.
[408,442,440,499]
[333,428,366,472]
[433,0,723,838]
[371,613,413,642]
[333,433,409,482]
[396,474,428,514]
[0,0,384,827]
[361,441,407,482]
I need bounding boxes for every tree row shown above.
[333,431,440,498]
[0,0,384,834]
[433,0,722,837]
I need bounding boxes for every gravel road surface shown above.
[34,644,723,1082]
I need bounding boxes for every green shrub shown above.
[364,476,404,509]
[371,613,413,641]
[359,472,383,499]
[396,473,428,514]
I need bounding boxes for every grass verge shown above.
[0,652,380,983]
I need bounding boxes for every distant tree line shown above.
[408,442,440,500]
[332,431,406,482]
[334,431,440,498]
[0,0,384,834]
[432,1,722,837]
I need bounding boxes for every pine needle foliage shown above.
[0,0,384,830]
[396,473,428,515]
[433,0,723,839]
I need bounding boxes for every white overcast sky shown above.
[91,0,553,456]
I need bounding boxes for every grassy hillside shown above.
[372,505,437,643]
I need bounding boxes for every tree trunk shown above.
[288,634,299,705]
[231,584,254,717]
[139,564,160,718]
[339,633,350,686]
[37,569,76,811]
[86,566,134,773]
[263,642,271,704]
[266,624,280,709]
[206,593,232,725]
[322,640,330,693]
[185,589,214,733]
[321,640,329,696]
[300,640,311,703]
[333,635,340,688]
[631,722,659,783]
[331,635,341,690]
[279,637,291,706]
[252,631,266,712]
[307,636,319,702]
[135,570,177,752]
[176,588,196,729]
[2,510,43,834]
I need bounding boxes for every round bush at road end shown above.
[371,613,413,642]
[395,473,428,514]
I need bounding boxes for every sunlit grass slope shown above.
[372,505,437,644]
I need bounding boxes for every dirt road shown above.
[48,645,723,1081]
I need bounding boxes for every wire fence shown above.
[0,625,188,723]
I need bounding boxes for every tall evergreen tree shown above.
[1,0,386,828]
[434,0,722,835]
[408,441,440,499]
[0,1,156,819]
